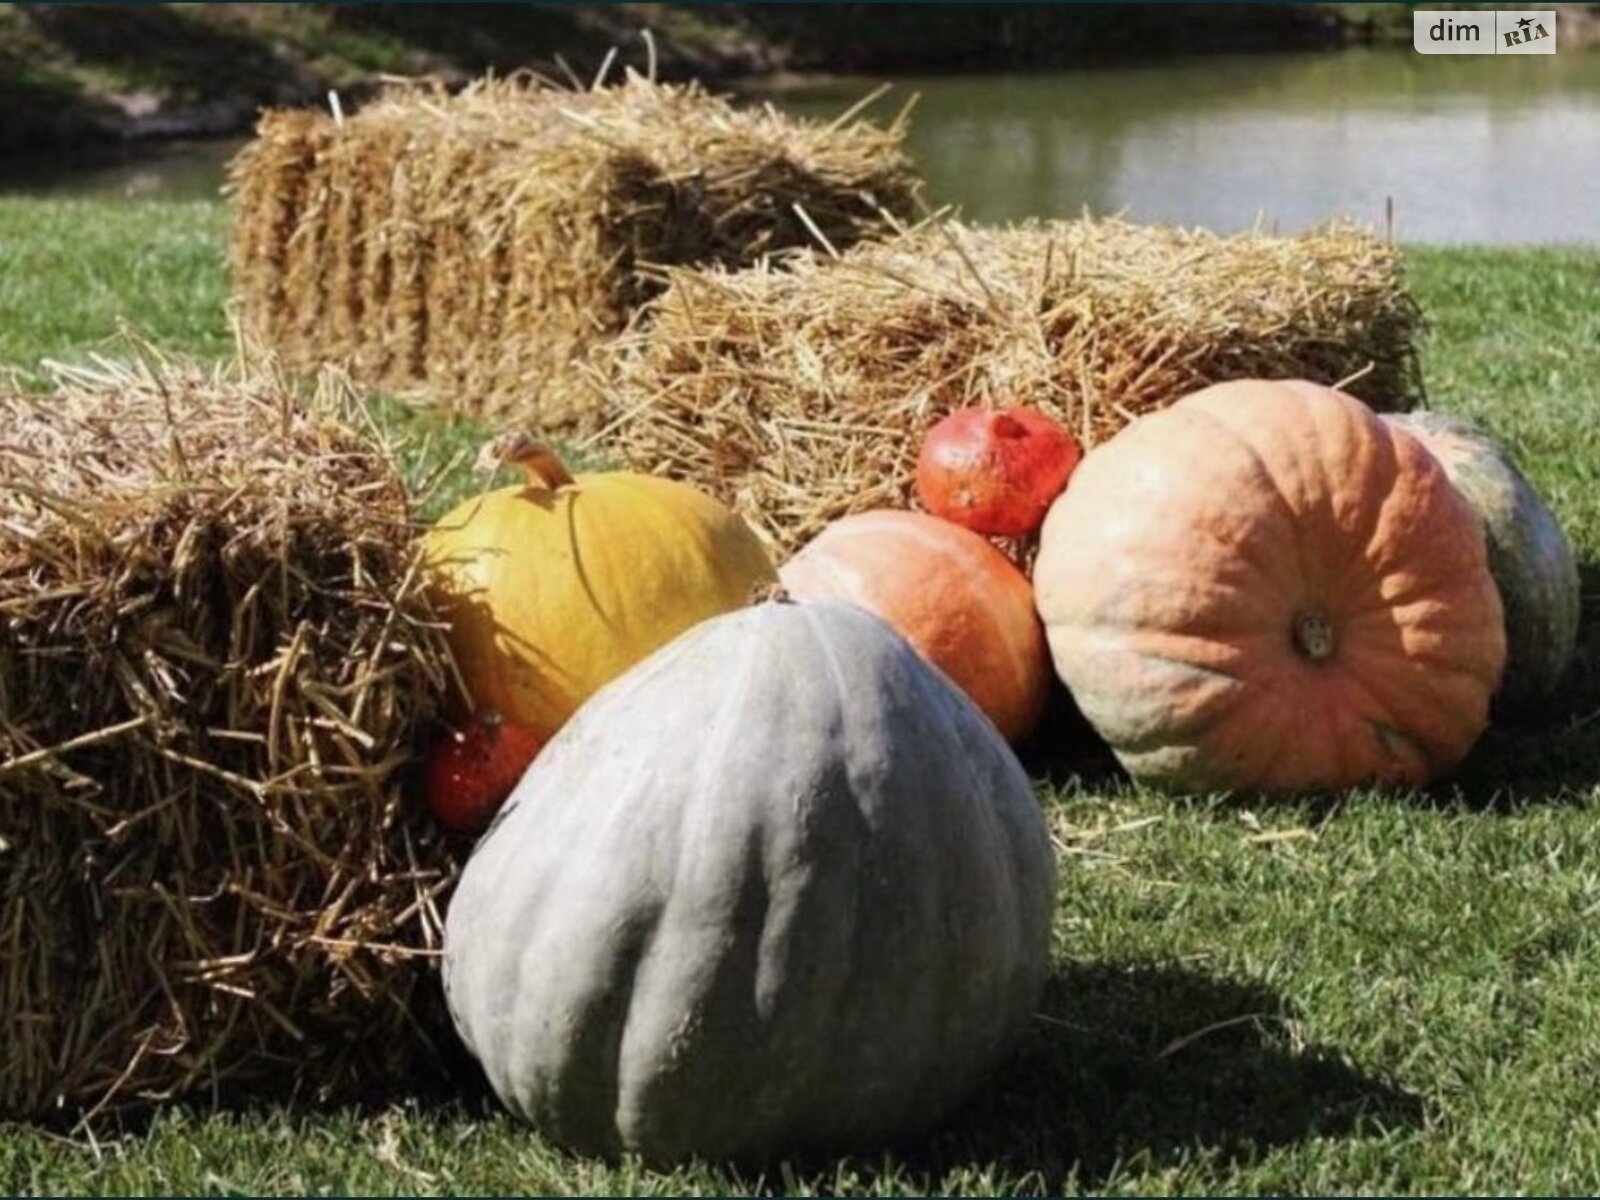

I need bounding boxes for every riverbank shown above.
[5,3,1595,150]
[9,49,1595,246]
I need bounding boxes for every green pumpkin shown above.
[1385,412,1580,716]
[443,599,1056,1164]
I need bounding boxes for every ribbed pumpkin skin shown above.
[1385,412,1580,716]
[422,470,775,742]
[1034,380,1506,793]
[443,601,1056,1164]
[778,511,1051,742]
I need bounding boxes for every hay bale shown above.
[227,72,919,428]
[581,217,1425,556]
[0,353,457,1121]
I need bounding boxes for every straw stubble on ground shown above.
[1,199,1599,1194]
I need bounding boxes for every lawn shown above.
[0,196,1597,1195]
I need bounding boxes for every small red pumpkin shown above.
[916,407,1082,537]
[424,711,543,836]
[779,510,1052,742]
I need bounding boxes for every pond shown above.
[765,49,1600,244]
[3,49,1598,243]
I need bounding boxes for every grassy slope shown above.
[0,198,1598,1194]
[0,3,781,149]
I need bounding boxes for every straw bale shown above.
[579,217,1425,556]
[0,352,457,1121]
[228,72,919,428]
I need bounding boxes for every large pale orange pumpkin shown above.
[422,437,776,742]
[779,510,1050,742]
[1034,380,1506,793]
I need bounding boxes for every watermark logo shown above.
[1414,10,1557,54]
[1499,10,1556,51]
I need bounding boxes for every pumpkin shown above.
[421,436,776,742]
[1384,412,1580,716]
[916,406,1082,537]
[423,711,543,837]
[443,600,1056,1164]
[778,510,1051,742]
[1033,379,1506,793]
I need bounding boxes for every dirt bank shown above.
[1,3,1594,151]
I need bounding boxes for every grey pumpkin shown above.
[442,599,1056,1164]
[1385,412,1581,716]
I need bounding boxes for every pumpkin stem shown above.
[476,432,575,490]
[752,580,793,605]
[1293,610,1337,662]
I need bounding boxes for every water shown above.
[763,50,1600,244]
[0,138,242,201]
[3,50,1598,243]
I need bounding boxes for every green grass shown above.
[0,199,231,372]
[1,196,1598,1194]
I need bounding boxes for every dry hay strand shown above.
[228,71,920,429]
[579,216,1425,557]
[0,350,458,1122]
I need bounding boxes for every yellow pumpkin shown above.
[422,437,776,741]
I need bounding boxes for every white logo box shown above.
[1414,10,1556,54]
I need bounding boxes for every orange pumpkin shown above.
[779,510,1051,742]
[1033,380,1506,793]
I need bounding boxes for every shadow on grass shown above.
[728,4,1345,73]
[327,4,771,84]
[17,965,1419,1192]
[871,962,1424,1190]
[14,4,306,104]
[0,48,116,151]
[1015,683,1125,789]
[1432,559,1600,811]
[329,4,620,81]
